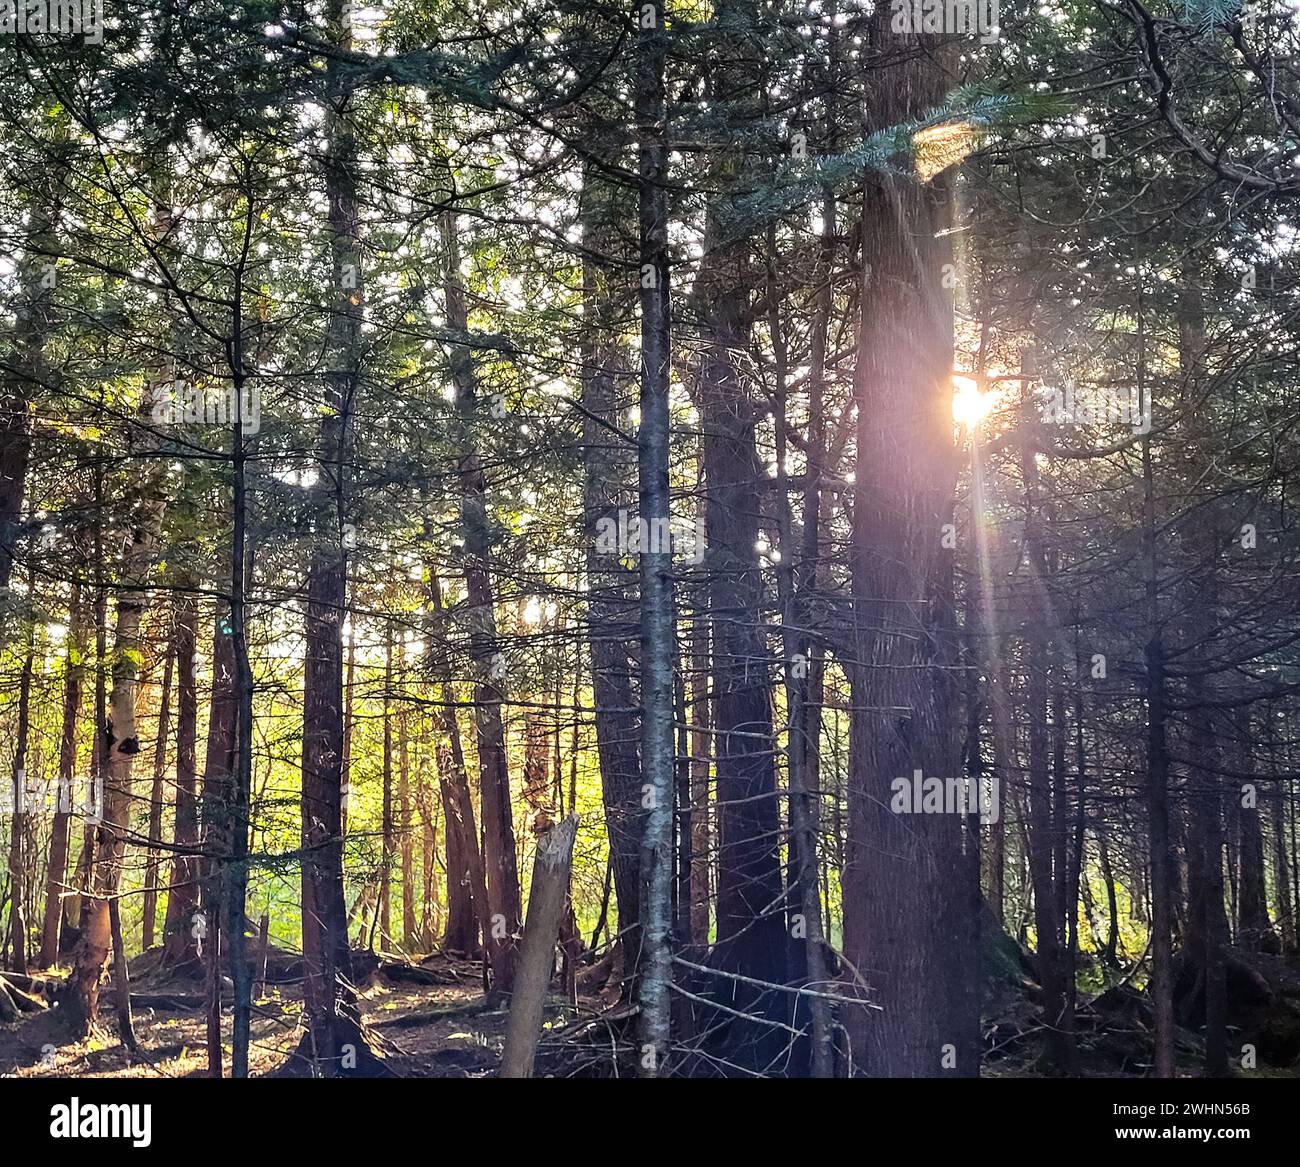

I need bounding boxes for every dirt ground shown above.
[0,952,566,1079]
[4,944,1300,1078]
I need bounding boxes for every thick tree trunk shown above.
[297,0,376,1073]
[841,19,978,1078]
[0,183,57,605]
[690,2,787,1012]
[695,267,786,991]
[65,427,168,1035]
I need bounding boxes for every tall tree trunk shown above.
[579,161,645,953]
[841,19,978,1077]
[1185,674,1228,1077]
[634,0,676,1077]
[768,227,832,1076]
[298,0,373,1072]
[64,418,169,1035]
[0,157,59,606]
[1140,284,1175,1076]
[226,331,256,1077]
[1270,769,1295,953]
[64,476,110,954]
[199,624,236,1048]
[398,639,416,952]
[163,596,201,969]
[39,583,85,967]
[691,3,787,1014]
[439,207,521,995]
[141,625,175,951]
[381,626,395,947]
[1019,415,1077,1074]
[6,623,35,973]
[426,566,493,960]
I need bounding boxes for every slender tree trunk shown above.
[578,167,645,951]
[40,583,85,967]
[64,490,109,954]
[768,227,832,1077]
[1140,297,1176,1076]
[1270,773,1295,953]
[109,896,136,1051]
[398,639,416,952]
[199,624,236,1065]
[341,591,356,836]
[142,626,176,951]
[6,625,35,973]
[1236,702,1272,947]
[1185,680,1228,1077]
[381,626,395,947]
[688,605,711,948]
[425,565,492,961]
[439,207,521,995]
[634,0,676,1077]
[163,596,201,969]
[1019,416,1077,1074]
[1098,829,1121,967]
[227,328,256,1077]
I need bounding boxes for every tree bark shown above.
[500,815,580,1078]
[6,624,35,973]
[634,0,676,1077]
[439,206,522,995]
[841,17,978,1077]
[297,0,373,1072]
[162,596,201,969]
[39,583,85,967]
[142,626,176,950]
[65,417,169,1035]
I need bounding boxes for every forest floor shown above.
[3,944,1300,1077]
[0,952,524,1078]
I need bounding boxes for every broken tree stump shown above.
[500,814,579,1078]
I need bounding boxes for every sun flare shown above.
[951,374,999,429]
